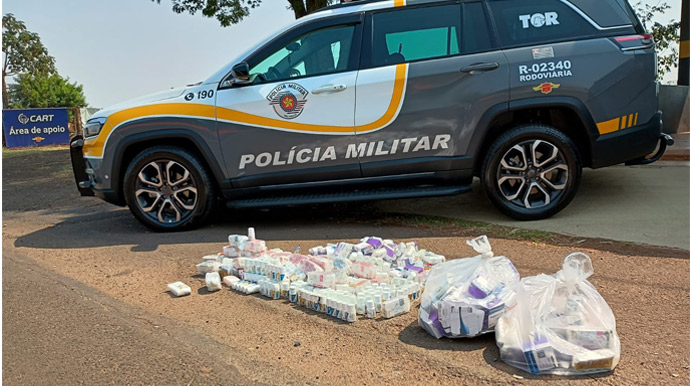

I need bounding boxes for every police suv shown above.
[71,0,673,231]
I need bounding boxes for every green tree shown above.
[9,73,87,109]
[635,2,681,79]
[2,13,57,109]
[153,0,334,26]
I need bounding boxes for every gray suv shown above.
[70,0,672,231]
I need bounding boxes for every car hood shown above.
[90,86,191,120]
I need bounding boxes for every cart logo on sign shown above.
[267,83,308,119]
[18,113,29,124]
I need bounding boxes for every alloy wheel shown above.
[134,160,198,224]
[496,139,569,209]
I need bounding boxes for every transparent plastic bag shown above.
[495,252,620,375]
[418,236,520,338]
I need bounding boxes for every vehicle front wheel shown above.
[123,146,217,231]
[481,125,582,220]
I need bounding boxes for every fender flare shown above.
[109,129,229,203]
[467,97,598,170]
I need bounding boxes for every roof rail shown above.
[322,0,391,12]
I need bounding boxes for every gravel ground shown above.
[3,147,689,385]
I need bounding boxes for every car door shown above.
[215,14,363,188]
[355,1,509,178]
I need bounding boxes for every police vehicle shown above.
[71,0,673,230]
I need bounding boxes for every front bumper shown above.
[70,136,123,205]
[69,136,94,197]
[590,112,668,168]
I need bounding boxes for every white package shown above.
[307,271,336,289]
[205,272,222,292]
[196,261,220,275]
[381,296,411,318]
[167,281,191,297]
[223,275,240,287]
[223,246,239,257]
[202,254,222,263]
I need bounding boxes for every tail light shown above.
[613,34,654,50]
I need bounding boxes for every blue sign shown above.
[2,108,69,148]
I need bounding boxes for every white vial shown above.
[382,288,391,301]
[327,298,334,316]
[356,296,366,315]
[366,300,376,318]
[289,284,297,303]
[346,303,357,323]
[319,295,328,313]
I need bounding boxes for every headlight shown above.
[84,117,107,138]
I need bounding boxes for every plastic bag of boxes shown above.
[419,236,519,338]
[495,252,620,375]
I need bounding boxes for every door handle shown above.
[460,62,499,74]
[311,84,347,95]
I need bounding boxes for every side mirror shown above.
[286,42,301,52]
[231,61,250,83]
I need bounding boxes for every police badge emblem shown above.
[266,83,309,119]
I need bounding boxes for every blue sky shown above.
[3,0,295,107]
[2,0,682,108]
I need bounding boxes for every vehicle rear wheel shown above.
[123,146,217,231]
[481,125,581,220]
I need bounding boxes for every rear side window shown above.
[369,2,494,67]
[569,0,635,28]
[371,4,462,66]
[488,0,598,48]
[383,26,460,61]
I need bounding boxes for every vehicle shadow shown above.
[13,202,442,252]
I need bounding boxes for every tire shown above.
[481,124,582,221]
[123,145,218,231]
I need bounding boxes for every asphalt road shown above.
[3,148,689,385]
[375,164,690,250]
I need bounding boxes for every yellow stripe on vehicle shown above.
[597,117,620,135]
[597,111,641,135]
[356,63,407,133]
[394,0,406,7]
[216,63,407,134]
[216,108,352,133]
[84,64,408,158]
[83,103,216,157]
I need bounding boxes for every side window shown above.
[569,0,635,28]
[488,0,598,48]
[462,2,494,54]
[371,4,462,67]
[250,25,355,84]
